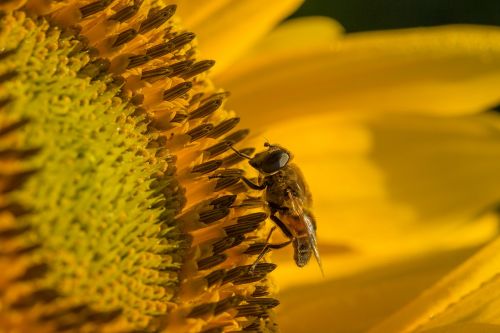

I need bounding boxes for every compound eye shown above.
[261,150,289,173]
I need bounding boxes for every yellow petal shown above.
[276,246,480,333]
[369,236,500,333]
[217,25,500,129]
[249,111,500,288]
[179,0,303,75]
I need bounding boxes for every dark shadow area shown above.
[291,0,500,32]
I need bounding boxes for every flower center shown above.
[0,1,282,332]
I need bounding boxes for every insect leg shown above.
[229,145,253,159]
[240,177,267,190]
[250,226,277,272]
[269,214,293,239]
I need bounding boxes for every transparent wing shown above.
[287,191,324,276]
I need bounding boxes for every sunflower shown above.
[2,0,500,333]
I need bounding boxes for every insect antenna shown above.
[229,145,253,160]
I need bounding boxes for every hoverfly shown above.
[228,142,323,274]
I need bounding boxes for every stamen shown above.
[141,66,174,80]
[169,60,194,76]
[209,194,237,208]
[186,124,214,141]
[200,328,224,333]
[208,118,240,138]
[246,297,280,309]
[182,60,216,79]
[192,160,223,174]
[198,207,229,224]
[204,140,233,157]
[138,5,177,34]
[237,212,268,224]
[224,129,250,144]
[163,82,192,101]
[79,0,113,18]
[0,70,18,83]
[188,303,215,318]
[235,304,267,318]
[146,42,175,59]
[170,32,196,50]
[108,3,140,22]
[214,295,244,315]
[0,225,31,239]
[126,54,151,69]
[214,177,240,192]
[112,29,138,47]
[197,253,227,270]
[171,112,188,123]
[251,286,269,297]
[205,269,226,287]
[0,48,16,60]
[224,222,260,237]
[79,59,110,78]
[11,289,59,309]
[212,235,244,253]
[15,263,49,281]
[189,97,223,119]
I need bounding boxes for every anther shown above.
[141,66,173,80]
[200,328,224,333]
[182,60,216,79]
[237,212,268,224]
[233,273,266,285]
[222,267,245,284]
[188,303,215,318]
[214,296,244,315]
[127,54,151,69]
[139,5,177,34]
[170,32,196,50]
[197,253,227,270]
[146,42,175,59]
[224,129,250,144]
[79,59,110,78]
[212,235,244,253]
[11,289,59,309]
[16,263,49,281]
[0,70,18,83]
[169,60,194,76]
[109,3,140,22]
[251,286,269,297]
[235,304,267,318]
[187,124,214,141]
[79,0,112,18]
[171,112,188,123]
[198,207,230,224]
[205,269,226,287]
[246,297,280,309]
[224,222,260,237]
[0,225,30,239]
[0,48,16,60]
[0,118,25,137]
[204,140,233,157]
[0,97,12,109]
[112,29,137,47]
[208,118,240,138]
[189,97,223,120]
[209,194,237,208]
[192,160,223,174]
[163,82,192,101]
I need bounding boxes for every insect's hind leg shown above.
[249,212,294,272]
